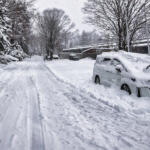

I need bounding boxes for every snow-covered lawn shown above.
[46,58,150,114]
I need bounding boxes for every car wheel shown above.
[121,84,131,95]
[95,76,100,84]
[137,88,141,97]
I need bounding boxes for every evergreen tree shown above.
[8,0,35,54]
[0,0,11,53]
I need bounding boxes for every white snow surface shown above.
[46,58,150,112]
[0,56,150,150]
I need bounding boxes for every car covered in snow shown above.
[93,51,150,97]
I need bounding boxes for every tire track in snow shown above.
[28,77,45,150]
[0,75,29,150]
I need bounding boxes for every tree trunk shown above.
[118,33,122,50]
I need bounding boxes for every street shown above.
[0,57,150,150]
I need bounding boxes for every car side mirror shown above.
[115,65,123,73]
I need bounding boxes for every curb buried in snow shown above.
[45,63,126,113]
[45,60,150,115]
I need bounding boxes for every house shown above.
[132,39,149,54]
[59,44,116,59]
[59,38,150,60]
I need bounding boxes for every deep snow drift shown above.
[0,56,150,150]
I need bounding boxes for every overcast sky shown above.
[35,0,93,32]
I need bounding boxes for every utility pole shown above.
[125,2,130,52]
[144,0,150,55]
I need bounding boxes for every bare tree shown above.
[37,8,75,58]
[83,0,150,51]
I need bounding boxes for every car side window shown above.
[101,58,111,65]
[112,59,121,66]
[112,59,127,72]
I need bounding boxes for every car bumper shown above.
[139,87,150,97]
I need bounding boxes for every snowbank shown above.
[46,58,150,114]
[0,50,29,64]
[0,54,19,64]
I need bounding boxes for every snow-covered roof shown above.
[133,43,148,47]
[63,43,116,52]
[63,46,93,52]
[98,51,150,80]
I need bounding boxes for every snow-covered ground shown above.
[0,56,150,150]
[46,58,150,113]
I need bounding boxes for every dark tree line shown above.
[67,30,102,48]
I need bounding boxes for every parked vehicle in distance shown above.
[44,55,52,61]
[93,51,150,97]
[53,54,59,59]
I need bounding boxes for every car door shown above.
[99,57,113,86]
[110,59,127,86]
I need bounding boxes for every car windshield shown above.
[123,54,149,63]
[121,53,150,73]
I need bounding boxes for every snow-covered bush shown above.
[0,0,12,53]
[9,50,23,61]
[0,55,8,64]
[4,54,18,62]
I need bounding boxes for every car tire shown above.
[137,88,141,97]
[95,76,100,84]
[121,84,131,95]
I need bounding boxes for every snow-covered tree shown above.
[83,0,150,51]
[80,30,101,46]
[0,0,30,54]
[37,8,75,56]
[0,0,12,53]
[8,0,35,54]
[80,31,90,46]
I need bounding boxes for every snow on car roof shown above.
[97,51,150,79]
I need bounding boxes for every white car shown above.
[93,51,150,97]
[53,54,59,59]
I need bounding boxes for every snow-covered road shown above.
[0,57,150,150]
